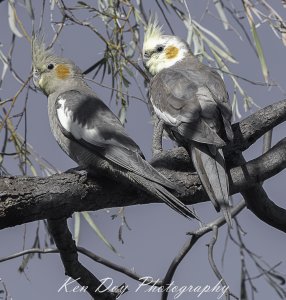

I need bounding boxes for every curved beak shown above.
[143,51,151,60]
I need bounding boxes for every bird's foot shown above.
[66,166,88,177]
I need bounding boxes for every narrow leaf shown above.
[78,1,89,7]
[82,212,118,254]
[29,164,38,176]
[74,212,80,245]
[122,75,130,88]
[194,26,237,63]
[50,0,56,10]
[233,91,242,120]
[8,0,23,38]
[0,49,8,87]
[213,0,229,30]
[119,105,126,125]
[193,20,232,54]
[184,19,194,47]
[250,22,269,82]
[244,2,269,82]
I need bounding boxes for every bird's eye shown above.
[47,63,54,70]
[157,46,164,52]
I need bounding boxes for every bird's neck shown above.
[149,51,196,75]
[47,77,89,97]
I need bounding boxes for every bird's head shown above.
[32,36,83,96]
[143,19,190,75]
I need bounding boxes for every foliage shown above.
[0,1,286,299]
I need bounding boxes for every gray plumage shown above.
[32,40,198,220]
[149,56,233,226]
[52,89,197,219]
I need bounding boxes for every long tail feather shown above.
[130,173,199,220]
[189,142,232,227]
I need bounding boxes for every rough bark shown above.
[0,99,286,231]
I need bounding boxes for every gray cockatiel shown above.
[143,20,233,226]
[31,37,199,220]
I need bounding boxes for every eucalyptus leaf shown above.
[82,211,118,254]
[193,20,232,54]
[250,21,269,83]
[8,0,23,38]
[244,3,269,82]
[213,0,229,30]
[0,49,8,87]
[194,27,237,64]
[74,212,81,245]
[119,105,126,125]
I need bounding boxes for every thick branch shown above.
[229,138,286,193]
[1,100,286,231]
[47,218,117,300]
[236,152,286,233]
[229,98,286,153]
[0,138,286,230]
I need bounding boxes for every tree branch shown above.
[235,152,286,233]
[0,100,286,232]
[228,98,286,153]
[207,226,230,300]
[161,200,245,300]
[47,218,117,300]
[0,137,286,230]
[0,247,162,287]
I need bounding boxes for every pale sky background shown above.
[0,1,286,300]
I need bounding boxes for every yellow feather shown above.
[165,46,179,59]
[55,64,70,79]
[144,16,163,43]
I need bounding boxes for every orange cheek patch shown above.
[165,46,179,59]
[55,64,70,79]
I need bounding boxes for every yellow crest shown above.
[144,16,164,44]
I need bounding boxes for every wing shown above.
[204,69,233,141]
[55,90,176,189]
[150,63,233,146]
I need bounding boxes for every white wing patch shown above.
[57,97,100,143]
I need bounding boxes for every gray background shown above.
[0,1,285,299]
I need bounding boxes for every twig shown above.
[207,226,230,300]
[161,235,199,300]
[0,75,32,132]
[0,247,162,286]
[161,200,245,300]
[84,77,147,103]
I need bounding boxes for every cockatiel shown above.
[31,37,198,220]
[142,20,233,226]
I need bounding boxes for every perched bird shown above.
[142,20,234,226]
[31,37,198,220]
